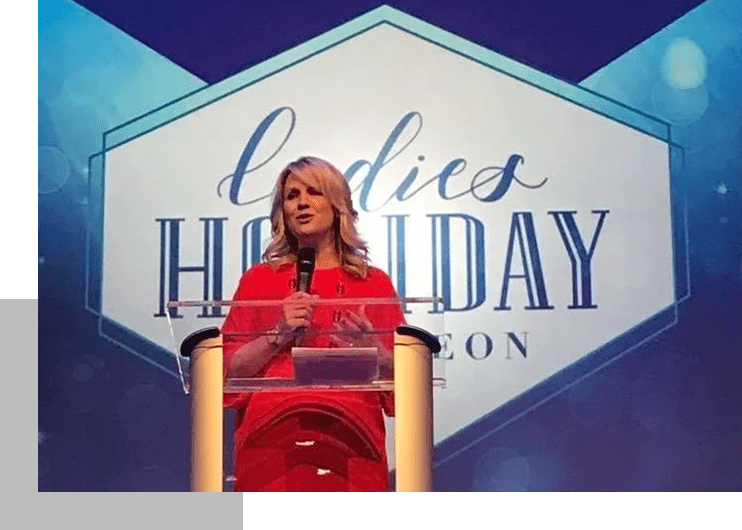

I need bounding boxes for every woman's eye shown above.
[286,191,298,200]
[308,187,323,196]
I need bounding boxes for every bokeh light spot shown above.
[662,38,707,89]
[71,363,94,383]
[473,447,530,491]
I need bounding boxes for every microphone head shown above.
[297,247,316,292]
[298,246,316,264]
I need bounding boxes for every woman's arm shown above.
[226,291,317,378]
[226,331,289,378]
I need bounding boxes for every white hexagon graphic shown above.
[87,6,685,452]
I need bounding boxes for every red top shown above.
[221,263,404,475]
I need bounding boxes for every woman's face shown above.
[282,174,335,246]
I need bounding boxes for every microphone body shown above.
[294,248,316,342]
[297,247,316,293]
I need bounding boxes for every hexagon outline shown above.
[84,5,690,455]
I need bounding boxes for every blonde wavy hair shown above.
[263,156,369,278]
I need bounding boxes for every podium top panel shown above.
[165,298,446,394]
[168,296,439,309]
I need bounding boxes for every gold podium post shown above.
[394,330,434,492]
[190,335,224,492]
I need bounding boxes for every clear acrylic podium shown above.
[167,297,446,492]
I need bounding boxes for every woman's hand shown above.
[272,291,318,343]
[331,305,394,378]
[331,305,376,348]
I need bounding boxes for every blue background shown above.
[38,0,741,491]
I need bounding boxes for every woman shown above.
[221,156,404,491]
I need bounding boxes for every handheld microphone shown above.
[297,247,316,293]
[294,248,316,344]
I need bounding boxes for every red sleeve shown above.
[221,267,262,408]
[221,269,255,368]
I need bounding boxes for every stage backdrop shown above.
[39,0,741,491]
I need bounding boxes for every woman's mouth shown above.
[296,213,313,223]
